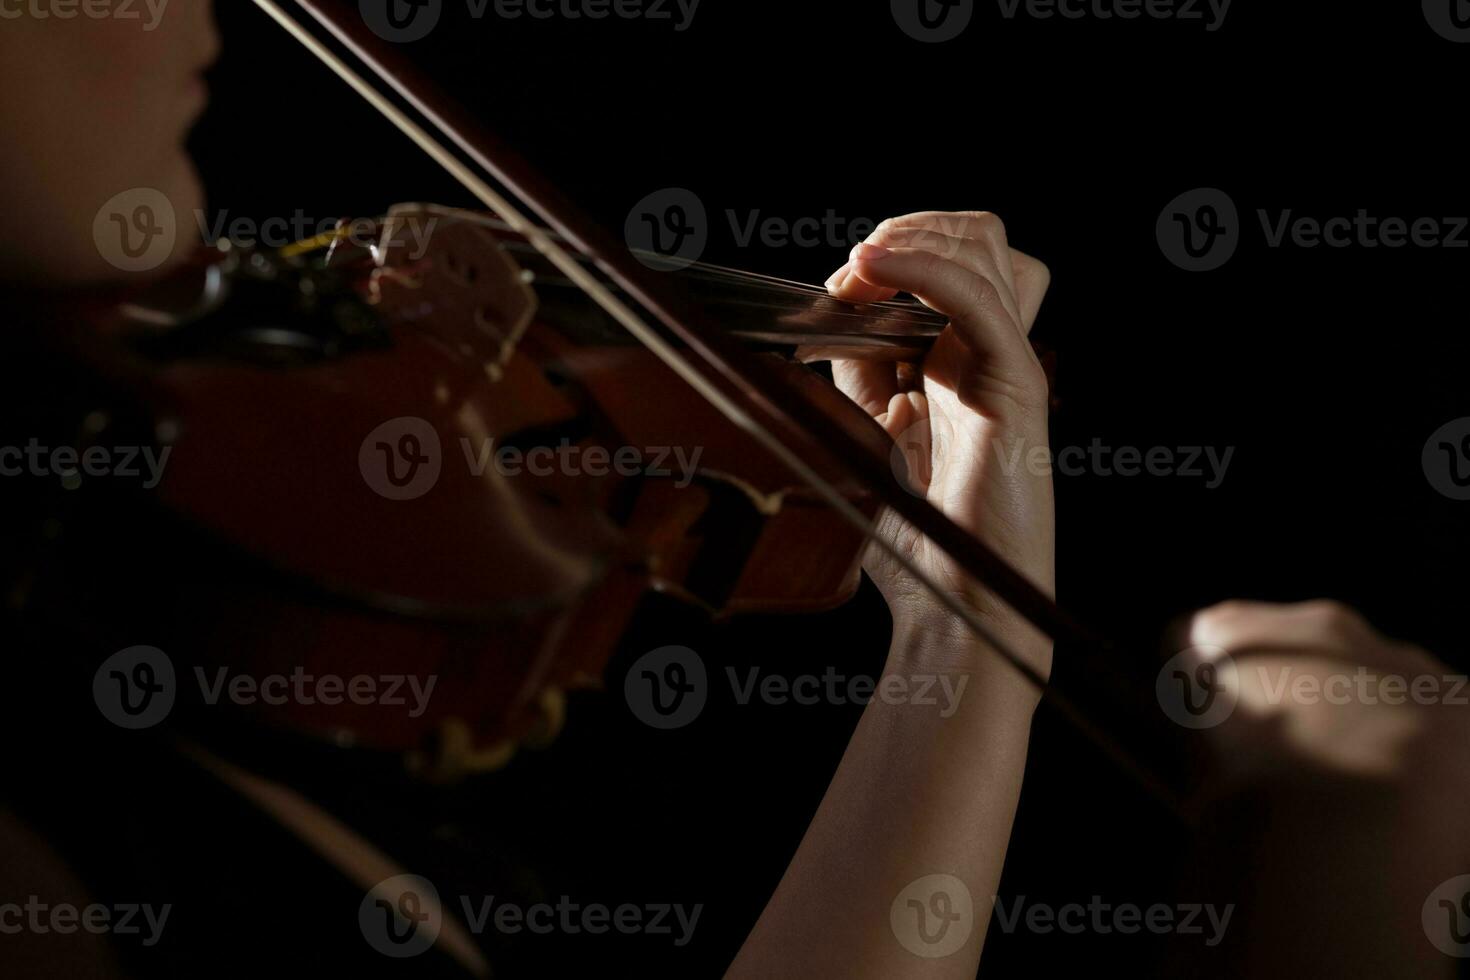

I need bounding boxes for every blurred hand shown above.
[1182,600,1470,789]
[1176,601,1470,979]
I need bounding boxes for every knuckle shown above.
[1302,600,1368,638]
[1025,255,1052,288]
[1191,601,1254,643]
[873,212,933,240]
[962,210,1007,247]
[957,265,1001,312]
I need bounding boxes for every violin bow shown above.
[251,0,1184,815]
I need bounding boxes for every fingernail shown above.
[851,242,892,263]
[824,262,851,291]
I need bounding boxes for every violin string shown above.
[504,269,943,331]
[254,0,1180,813]
[463,215,834,291]
[458,216,948,326]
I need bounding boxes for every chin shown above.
[60,149,207,289]
[151,152,207,269]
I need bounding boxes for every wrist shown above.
[887,606,1053,705]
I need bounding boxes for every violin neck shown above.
[481,218,946,361]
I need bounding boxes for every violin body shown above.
[10,206,891,777]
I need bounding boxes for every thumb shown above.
[883,392,932,494]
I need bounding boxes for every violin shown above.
[11,0,1167,800]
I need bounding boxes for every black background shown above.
[182,0,1470,974]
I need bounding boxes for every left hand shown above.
[827,211,1055,668]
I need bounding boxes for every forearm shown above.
[727,620,1049,979]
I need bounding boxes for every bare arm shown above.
[729,211,1055,978]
